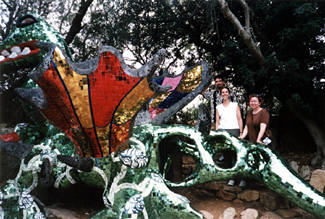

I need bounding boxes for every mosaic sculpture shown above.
[1,14,325,218]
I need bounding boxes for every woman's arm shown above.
[256,123,267,143]
[215,109,219,130]
[236,105,243,135]
[239,125,248,139]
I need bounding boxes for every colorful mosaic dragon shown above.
[1,14,325,218]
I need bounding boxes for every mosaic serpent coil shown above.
[1,14,325,218]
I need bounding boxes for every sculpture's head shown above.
[0,13,70,89]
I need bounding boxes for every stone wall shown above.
[177,154,324,219]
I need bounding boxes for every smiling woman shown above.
[239,94,270,145]
[215,87,243,137]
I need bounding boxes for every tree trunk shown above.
[300,116,325,167]
[287,102,325,167]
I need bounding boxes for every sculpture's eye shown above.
[213,148,237,169]
[206,135,237,169]
[16,15,39,28]
[158,135,198,183]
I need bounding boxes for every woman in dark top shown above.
[240,94,270,144]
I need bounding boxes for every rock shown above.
[237,190,259,202]
[260,190,290,209]
[240,208,259,219]
[259,190,279,210]
[182,165,194,175]
[217,188,237,201]
[289,161,299,173]
[275,209,300,218]
[293,207,316,218]
[309,169,325,193]
[182,155,196,175]
[277,197,291,209]
[260,211,283,219]
[182,155,196,164]
[223,185,243,193]
[200,210,214,219]
[299,165,311,180]
[219,207,237,219]
[201,181,222,191]
[233,199,243,204]
[197,188,216,198]
[44,206,80,219]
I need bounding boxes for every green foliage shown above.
[226,2,325,115]
[167,106,199,125]
[1,0,324,124]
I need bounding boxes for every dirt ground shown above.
[43,183,316,219]
[173,187,316,219]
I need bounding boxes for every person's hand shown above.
[256,139,263,144]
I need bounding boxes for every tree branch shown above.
[125,44,146,65]
[1,0,13,9]
[59,0,76,33]
[237,0,250,30]
[216,0,265,65]
[2,1,17,39]
[65,0,94,45]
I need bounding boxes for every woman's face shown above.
[221,88,230,100]
[249,97,261,109]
